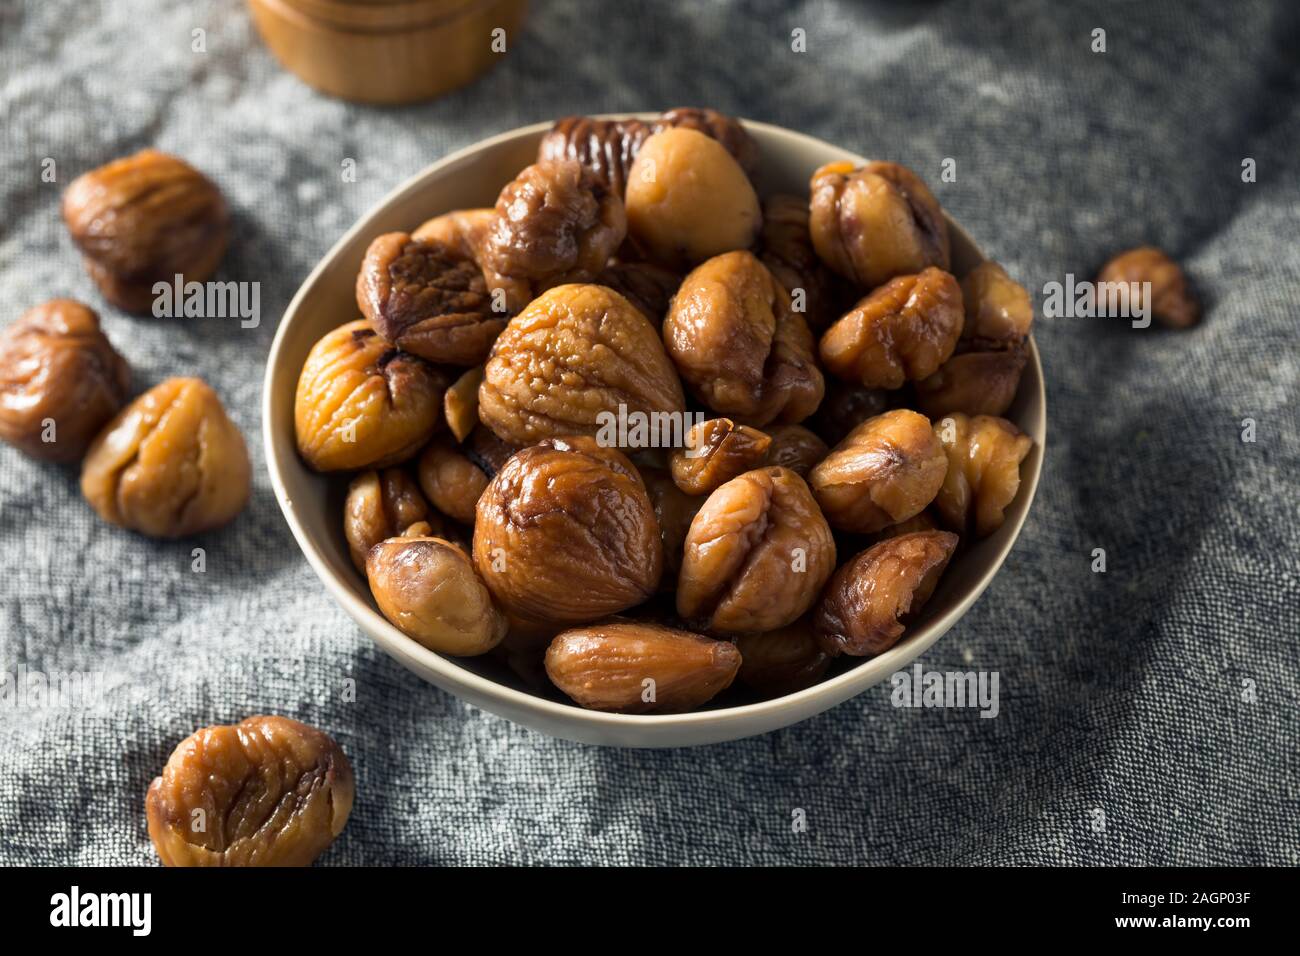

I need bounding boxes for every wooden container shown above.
[247,0,528,105]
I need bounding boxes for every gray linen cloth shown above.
[1,0,1296,865]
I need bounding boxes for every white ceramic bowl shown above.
[263,117,1046,748]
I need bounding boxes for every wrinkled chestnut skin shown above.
[356,232,505,366]
[479,283,685,445]
[0,299,130,462]
[1097,246,1199,328]
[809,160,950,289]
[625,128,762,268]
[764,424,829,477]
[915,344,1027,418]
[538,115,659,197]
[639,466,703,586]
[820,267,964,389]
[537,108,758,199]
[960,261,1034,345]
[664,251,824,426]
[295,320,446,471]
[670,417,772,495]
[474,438,662,624]
[678,466,835,634]
[595,261,681,322]
[545,621,740,713]
[367,535,507,656]
[81,377,249,537]
[811,382,892,447]
[145,715,353,867]
[736,617,831,698]
[759,194,844,333]
[417,436,488,525]
[809,409,947,534]
[62,150,229,313]
[417,208,533,316]
[933,413,1033,537]
[343,468,430,572]
[483,159,626,296]
[814,531,958,657]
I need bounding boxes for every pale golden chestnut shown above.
[146,715,353,867]
[81,377,249,537]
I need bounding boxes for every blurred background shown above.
[0,0,1296,865]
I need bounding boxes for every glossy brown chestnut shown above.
[473,437,662,624]
[356,232,505,366]
[814,530,958,657]
[62,150,229,313]
[819,267,964,389]
[479,283,685,445]
[677,466,835,634]
[809,160,950,289]
[294,320,446,472]
[146,715,353,867]
[0,299,130,462]
[81,377,250,538]
[545,621,741,713]
[809,409,947,534]
[664,251,823,426]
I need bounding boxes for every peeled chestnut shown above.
[0,299,130,462]
[809,159,949,289]
[411,208,495,259]
[545,621,741,714]
[537,108,758,200]
[294,320,446,472]
[1096,246,1199,328]
[416,436,489,525]
[473,437,662,625]
[367,534,507,656]
[343,468,431,572]
[625,128,761,268]
[146,715,353,867]
[356,232,505,366]
[809,409,947,535]
[479,283,685,445]
[914,345,1027,418]
[670,417,772,495]
[815,531,959,657]
[933,413,1033,537]
[537,115,659,197]
[81,377,249,537]
[657,107,760,180]
[482,159,626,300]
[62,150,229,313]
[820,267,964,389]
[678,466,835,634]
[664,251,823,426]
[443,365,484,441]
[960,261,1034,345]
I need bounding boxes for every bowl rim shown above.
[263,116,1047,734]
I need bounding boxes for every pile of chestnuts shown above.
[291,108,1045,715]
